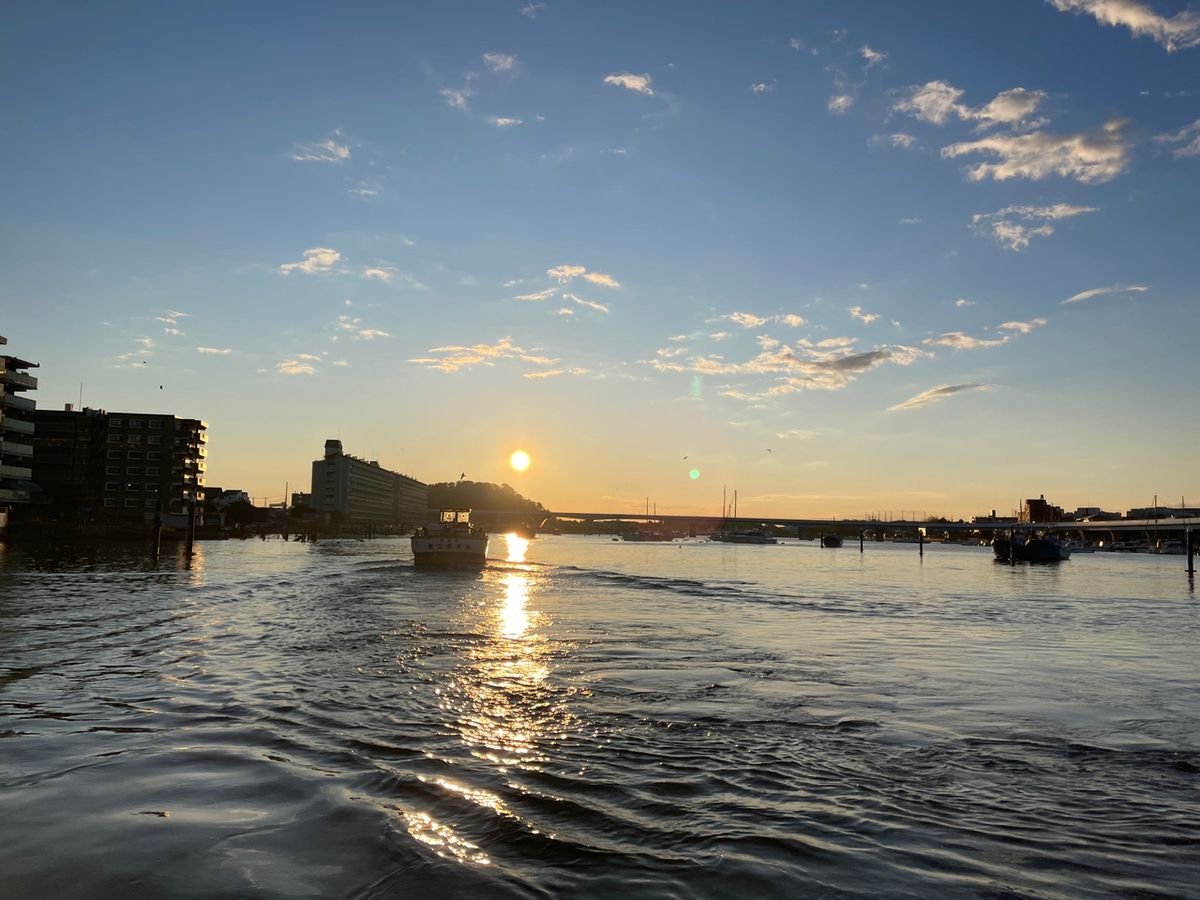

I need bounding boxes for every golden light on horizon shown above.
[510,450,531,472]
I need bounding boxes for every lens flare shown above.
[689,469,700,480]
[510,450,531,472]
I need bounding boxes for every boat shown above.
[820,534,844,548]
[411,509,489,567]
[710,487,778,544]
[1153,539,1186,555]
[993,529,1071,562]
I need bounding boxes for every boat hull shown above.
[411,536,489,568]
[993,537,1071,562]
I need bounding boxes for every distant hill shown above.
[428,481,546,531]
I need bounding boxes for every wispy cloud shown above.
[483,52,517,72]
[362,266,393,282]
[893,81,1047,130]
[520,2,545,18]
[197,346,232,355]
[291,132,350,163]
[523,367,589,379]
[849,306,879,324]
[955,298,975,308]
[890,383,990,411]
[277,357,318,376]
[1049,0,1200,52]
[972,202,1099,250]
[487,116,524,127]
[546,264,621,288]
[1061,283,1149,304]
[564,292,610,313]
[774,314,807,327]
[719,312,769,328]
[647,338,929,397]
[604,72,654,96]
[280,247,341,275]
[513,287,558,302]
[942,119,1132,183]
[860,45,887,67]
[334,315,390,340]
[440,86,475,110]
[923,331,1008,350]
[996,318,1048,334]
[1155,118,1200,157]
[410,337,560,373]
[751,81,775,94]
[828,94,854,114]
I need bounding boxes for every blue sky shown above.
[3,0,1198,517]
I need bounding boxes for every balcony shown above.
[0,439,33,457]
[0,487,31,503]
[1,417,34,435]
[0,462,33,480]
[3,371,38,390]
[3,393,35,411]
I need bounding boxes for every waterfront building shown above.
[32,406,207,527]
[310,439,427,528]
[1020,495,1063,524]
[0,337,39,530]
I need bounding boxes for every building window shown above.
[125,483,141,492]
[108,434,122,444]
[106,466,121,475]
[146,467,159,475]
[110,418,123,427]
[148,436,161,445]
[144,499,158,508]
[129,419,142,428]
[148,451,161,460]
[107,449,121,459]
[127,467,142,476]
[149,420,162,429]
[127,451,143,460]
[124,499,140,508]
[104,498,116,508]
[145,483,159,493]
[128,435,142,444]
[105,482,120,492]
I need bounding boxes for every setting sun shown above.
[510,450,531,472]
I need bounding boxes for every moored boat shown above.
[993,529,1071,562]
[821,534,844,548]
[411,509,489,567]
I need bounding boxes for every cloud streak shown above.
[972,202,1098,250]
[604,72,654,96]
[1061,284,1148,304]
[890,383,990,411]
[280,247,341,275]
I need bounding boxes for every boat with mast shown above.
[711,488,777,544]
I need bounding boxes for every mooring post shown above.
[185,499,196,559]
[1187,527,1195,578]
[150,501,162,560]
[819,532,825,549]
[859,529,864,554]
[918,529,924,557]
[1010,528,1016,565]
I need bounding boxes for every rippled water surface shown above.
[2,535,1198,898]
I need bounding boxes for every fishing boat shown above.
[821,534,844,548]
[411,509,489,567]
[993,529,1071,562]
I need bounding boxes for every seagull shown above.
[683,455,688,460]
[766,448,773,453]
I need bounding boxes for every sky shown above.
[3,0,1199,519]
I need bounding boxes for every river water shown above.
[1,535,1197,898]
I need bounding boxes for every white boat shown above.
[411,509,489,567]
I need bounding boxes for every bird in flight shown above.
[766,448,773,453]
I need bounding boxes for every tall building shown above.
[311,439,427,528]
[32,407,207,526]
[1,337,39,525]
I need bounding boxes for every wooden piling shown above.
[1188,527,1195,578]
[918,529,924,557]
[859,529,864,554]
[185,499,196,559]
[150,502,162,560]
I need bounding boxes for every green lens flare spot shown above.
[689,469,700,480]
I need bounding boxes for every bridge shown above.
[538,511,1200,537]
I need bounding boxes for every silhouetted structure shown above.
[1,337,38,531]
[310,439,426,529]
[32,406,207,527]
[1020,494,1063,524]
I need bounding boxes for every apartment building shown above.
[1,337,38,529]
[311,439,427,528]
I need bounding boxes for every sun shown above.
[510,449,531,472]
